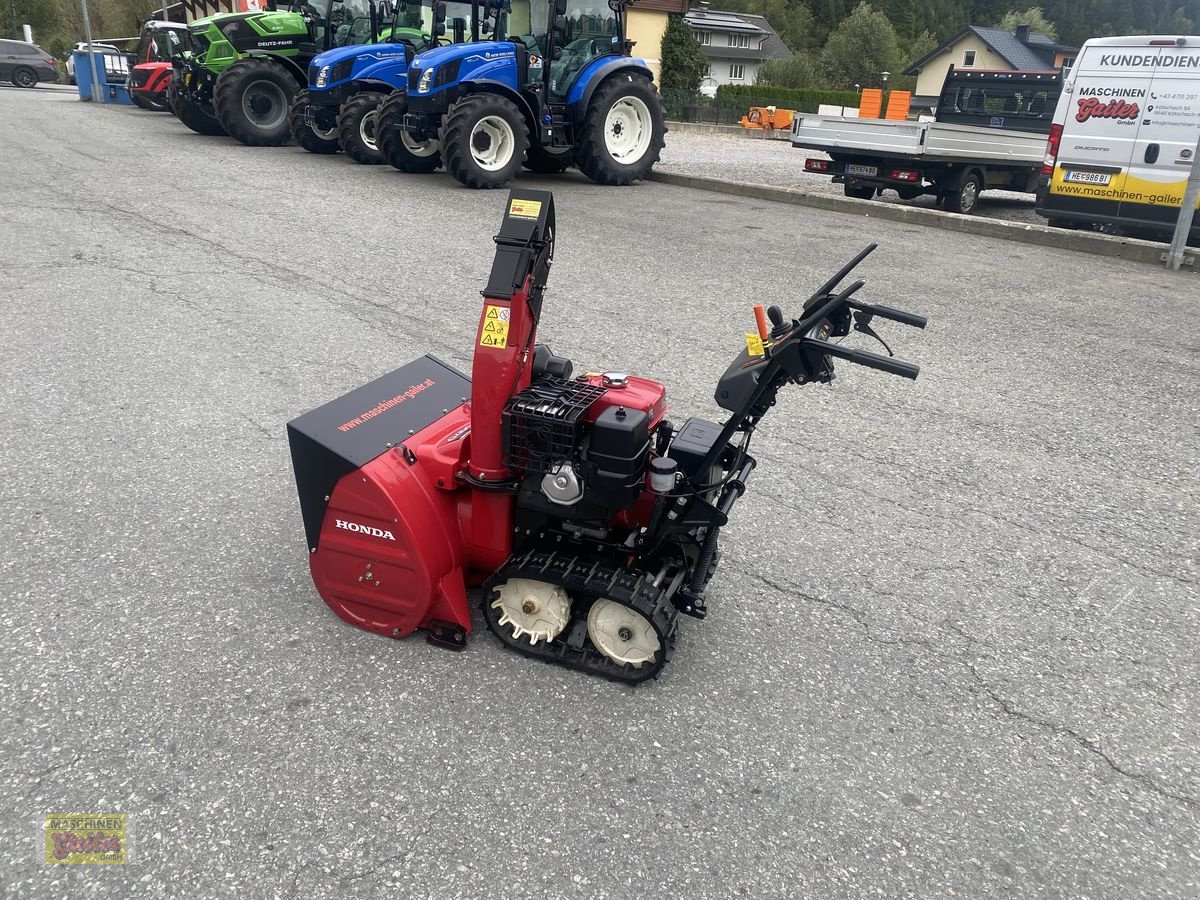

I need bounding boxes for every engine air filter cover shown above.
[503,377,606,473]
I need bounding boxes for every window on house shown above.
[730,63,745,80]
[693,30,710,45]
[728,33,750,49]
[963,49,976,66]
[1062,56,1075,68]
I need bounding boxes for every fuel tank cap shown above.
[601,372,628,388]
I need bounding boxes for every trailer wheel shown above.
[574,74,666,186]
[441,94,528,189]
[214,57,298,147]
[376,91,441,173]
[942,171,983,214]
[338,91,387,165]
[844,182,876,200]
[289,89,340,154]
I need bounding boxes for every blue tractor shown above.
[290,0,480,163]
[390,0,667,187]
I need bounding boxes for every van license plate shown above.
[846,164,878,176]
[1064,170,1111,185]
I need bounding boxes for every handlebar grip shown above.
[844,347,921,379]
[867,304,927,329]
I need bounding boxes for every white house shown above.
[684,8,792,97]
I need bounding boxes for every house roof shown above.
[904,25,1078,75]
[684,9,792,61]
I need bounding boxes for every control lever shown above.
[766,305,787,337]
[852,311,894,357]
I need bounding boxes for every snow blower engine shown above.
[287,190,927,683]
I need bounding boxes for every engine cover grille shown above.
[503,378,606,473]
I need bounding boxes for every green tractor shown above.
[173,0,398,146]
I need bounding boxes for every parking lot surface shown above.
[1,88,1197,899]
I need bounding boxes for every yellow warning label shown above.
[508,198,543,219]
[745,333,765,357]
[480,304,510,349]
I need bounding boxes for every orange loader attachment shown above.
[740,106,796,132]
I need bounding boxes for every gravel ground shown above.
[658,130,1042,225]
[2,87,1198,900]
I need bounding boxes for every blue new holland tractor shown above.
[391,0,666,187]
[290,0,483,163]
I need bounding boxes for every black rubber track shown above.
[214,58,298,147]
[573,74,666,186]
[440,94,529,189]
[289,89,340,154]
[376,92,441,173]
[483,549,678,684]
[337,91,387,164]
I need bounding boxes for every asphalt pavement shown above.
[1,88,1197,900]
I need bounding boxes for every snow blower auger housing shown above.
[287,189,928,683]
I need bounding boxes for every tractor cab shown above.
[129,20,190,111]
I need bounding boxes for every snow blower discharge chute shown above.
[287,190,928,683]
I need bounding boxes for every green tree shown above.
[820,2,904,89]
[995,6,1059,38]
[757,53,826,88]
[659,13,707,93]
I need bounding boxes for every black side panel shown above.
[287,354,471,549]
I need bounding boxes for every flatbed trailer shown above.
[792,68,1062,213]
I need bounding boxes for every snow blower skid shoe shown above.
[287,189,928,683]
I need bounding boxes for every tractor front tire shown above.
[376,92,441,173]
[338,91,387,165]
[574,74,666,186]
[441,94,529,189]
[175,94,226,136]
[289,89,340,154]
[214,58,298,147]
[523,143,573,174]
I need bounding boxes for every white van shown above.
[1036,34,1200,237]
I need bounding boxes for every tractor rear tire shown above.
[523,144,573,174]
[214,57,297,147]
[175,94,226,136]
[574,74,665,186]
[338,91,387,165]
[441,94,529,189]
[376,91,441,173]
[289,89,340,154]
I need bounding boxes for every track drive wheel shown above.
[289,89,340,154]
[441,93,529,189]
[523,143,573,174]
[175,94,226,136]
[586,599,662,669]
[376,91,441,172]
[489,579,572,645]
[338,91,387,164]
[573,73,666,186]
[214,57,298,147]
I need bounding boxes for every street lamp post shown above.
[881,71,890,92]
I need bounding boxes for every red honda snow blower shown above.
[287,190,927,683]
